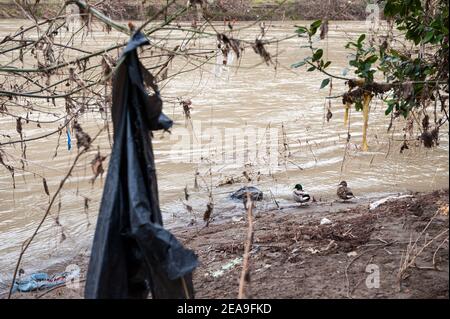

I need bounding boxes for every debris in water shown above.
[210,257,242,278]
[232,216,244,222]
[12,269,80,293]
[231,186,263,201]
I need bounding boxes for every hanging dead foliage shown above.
[203,201,213,226]
[74,2,92,30]
[16,117,22,136]
[84,197,90,213]
[320,19,329,40]
[326,108,333,122]
[400,140,409,153]
[0,150,15,188]
[42,178,50,196]
[180,99,193,119]
[431,127,440,145]
[184,185,190,201]
[90,150,106,184]
[422,114,430,131]
[217,33,243,60]
[421,131,434,148]
[101,54,116,83]
[73,121,92,150]
[252,39,272,65]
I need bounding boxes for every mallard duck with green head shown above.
[337,181,355,201]
[293,184,311,205]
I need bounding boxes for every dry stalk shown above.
[238,191,254,299]
[397,210,449,289]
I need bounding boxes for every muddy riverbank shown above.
[6,189,448,299]
[0,0,367,20]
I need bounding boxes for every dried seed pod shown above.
[16,117,22,135]
[184,185,189,201]
[42,178,50,196]
[326,109,333,122]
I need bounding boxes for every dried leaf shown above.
[60,232,66,243]
[84,197,90,212]
[42,178,50,196]
[180,100,192,119]
[57,195,61,215]
[73,121,91,150]
[90,150,106,184]
[326,109,333,122]
[184,185,189,201]
[16,117,22,135]
[320,19,329,40]
[194,170,199,189]
[203,202,213,226]
[252,39,272,65]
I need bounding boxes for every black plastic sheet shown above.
[85,32,198,299]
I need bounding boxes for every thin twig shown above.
[238,192,254,299]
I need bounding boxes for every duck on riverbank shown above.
[337,181,355,201]
[293,184,311,205]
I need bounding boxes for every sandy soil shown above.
[5,189,449,299]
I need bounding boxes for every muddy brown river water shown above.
[0,19,448,288]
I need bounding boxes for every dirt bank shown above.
[0,0,368,21]
[5,189,448,299]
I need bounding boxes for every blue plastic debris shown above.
[12,270,78,293]
[67,127,71,151]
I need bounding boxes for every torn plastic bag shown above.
[85,32,198,299]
